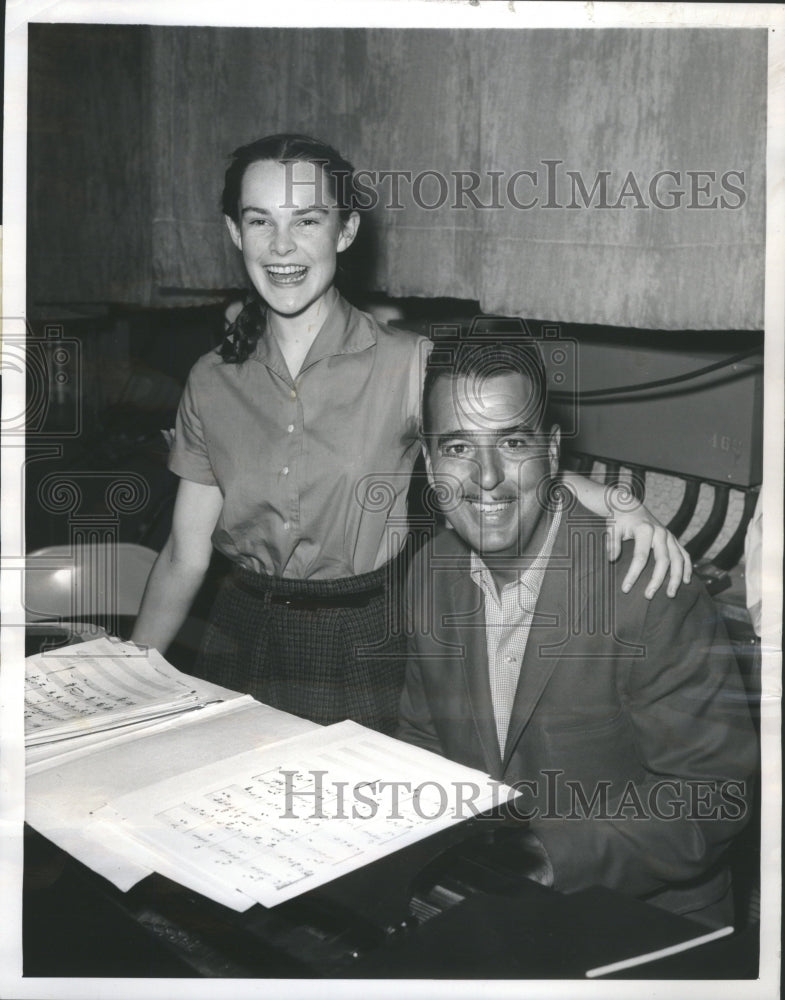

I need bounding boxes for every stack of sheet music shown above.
[25,636,220,767]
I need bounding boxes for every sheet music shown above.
[26,697,308,892]
[99,720,516,908]
[87,817,258,912]
[25,637,206,746]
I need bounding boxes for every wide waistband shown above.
[231,562,390,610]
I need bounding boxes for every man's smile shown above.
[464,496,516,515]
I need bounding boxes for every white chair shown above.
[25,542,158,623]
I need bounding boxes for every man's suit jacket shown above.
[398,503,757,921]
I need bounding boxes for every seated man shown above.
[397,335,757,927]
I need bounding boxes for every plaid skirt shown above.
[194,560,407,734]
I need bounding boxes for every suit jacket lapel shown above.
[501,509,595,772]
[501,570,567,770]
[445,569,504,776]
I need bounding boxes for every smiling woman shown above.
[130,132,693,733]
[223,157,359,374]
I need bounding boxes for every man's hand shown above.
[483,828,554,887]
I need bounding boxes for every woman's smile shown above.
[225,159,358,323]
[264,264,309,286]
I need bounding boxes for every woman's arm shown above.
[131,479,223,652]
[561,472,691,599]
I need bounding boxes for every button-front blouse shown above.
[169,294,429,579]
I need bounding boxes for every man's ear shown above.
[225,215,242,251]
[337,211,360,253]
[548,424,561,476]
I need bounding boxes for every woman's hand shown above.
[560,472,692,599]
[605,499,692,599]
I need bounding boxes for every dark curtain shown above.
[27,25,153,305]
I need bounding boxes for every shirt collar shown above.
[251,292,377,378]
[470,502,563,603]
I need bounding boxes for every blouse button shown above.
[287,424,294,433]
[282,467,289,476]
